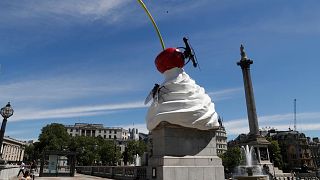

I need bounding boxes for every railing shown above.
[76,166,147,180]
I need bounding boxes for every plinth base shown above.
[148,156,224,180]
[147,122,224,180]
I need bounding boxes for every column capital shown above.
[237,59,253,69]
[237,44,253,69]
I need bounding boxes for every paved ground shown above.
[14,173,112,180]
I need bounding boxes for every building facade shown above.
[65,123,129,141]
[128,128,139,141]
[271,130,315,171]
[1,136,26,162]
[309,137,320,169]
[216,119,227,155]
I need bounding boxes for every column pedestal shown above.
[147,122,224,180]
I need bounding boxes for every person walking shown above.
[30,160,37,180]
[17,161,25,177]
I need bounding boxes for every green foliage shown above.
[70,136,99,166]
[24,143,35,161]
[37,123,147,166]
[38,123,71,151]
[69,136,121,166]
[98,140,121,165]
[124,140,147,164]
[24,141,47,162]
[220,146,241,172]
[267,137,283,169]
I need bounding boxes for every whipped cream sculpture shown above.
[145,38,219,131]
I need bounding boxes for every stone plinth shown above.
[147,122,224,180]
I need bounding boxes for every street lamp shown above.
[0,102,14,159]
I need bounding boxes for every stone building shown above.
[271,130,315,171]
[308,137,320,169]
[216,118,227,155]
[65,123,129,141]
[1,136,26,162]
[128,128,139,141]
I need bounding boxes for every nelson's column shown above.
[237,45,271,166]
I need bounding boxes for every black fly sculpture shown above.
[144,84,168,105]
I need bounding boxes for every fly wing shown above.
[144,90,153,105]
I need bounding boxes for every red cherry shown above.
[155,48,185,73]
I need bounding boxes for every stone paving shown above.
[13,173,112,180]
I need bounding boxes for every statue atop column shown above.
[240,44,247,60]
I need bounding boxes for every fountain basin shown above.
[232,145,269,180]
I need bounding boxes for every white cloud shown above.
[0,0,132,24]
[0,0,216,26]
[208,87,242,101]
[0,74,141,105]
[117,112,320,136]
[225,112,320,136]
[12,101,146,122]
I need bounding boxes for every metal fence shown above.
[76,166,147,180]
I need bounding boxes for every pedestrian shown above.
[17,161,25,177]
[30,160,37,180]
[20,170,31,180]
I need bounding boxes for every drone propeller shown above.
[182,37,199,69]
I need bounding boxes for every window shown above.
[86,130,91,136]
[99,130,101,133]
[70,129,73,132]
[114,135,116,139]
[104,135,106,139]
[109,135,111,139]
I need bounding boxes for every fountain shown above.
[233,145,268,180]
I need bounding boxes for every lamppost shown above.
[0,102,14,160]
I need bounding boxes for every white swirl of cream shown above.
[146,67,219,131]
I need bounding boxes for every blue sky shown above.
[0,0,319,141]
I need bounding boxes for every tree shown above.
[98,140,121,165]
[38,123,70,151]
[69,136,98,166]
[267,137,283,169]
[220,146,241,173]
[24,141,42,162]
[24,143,34,161]
[68,136,121,166]
[124,140,147,164]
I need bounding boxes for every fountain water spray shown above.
[241,145,255,167]
[233,145,268,180]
